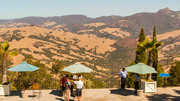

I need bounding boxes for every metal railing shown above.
[8,76,180,90]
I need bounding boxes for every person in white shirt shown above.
[134,74,140,95]
[72,77,83,101]
[118,68,128,90]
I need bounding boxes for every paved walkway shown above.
[1,87,180,101]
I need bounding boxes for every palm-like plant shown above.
[138,38,163,80]
[0,41,18,84]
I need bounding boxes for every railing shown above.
[8,76,180,90]
[9,79,61,90]
[102,76,180,88]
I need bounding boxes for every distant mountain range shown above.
[0,8,180,78]
[0,8,179,36]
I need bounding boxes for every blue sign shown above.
[160,73,169,77]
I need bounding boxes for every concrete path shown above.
[0,87,180,101]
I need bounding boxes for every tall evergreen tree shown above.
[152,26,159,80]
[138,28,146,42]
[135,28,147,64]
[152,26,158,70]
[147,26,157,68]
[152,26,157,43]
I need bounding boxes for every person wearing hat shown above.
[118,68,128,90]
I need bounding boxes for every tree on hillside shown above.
[0,41,18,84]
[51,59,64,74]
[135,28,147,64]
[168,61,180,86]
[22,54,33,63]
[156,64,165,86]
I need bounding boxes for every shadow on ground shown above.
[110,89,134,96]
[50,90,75,101]
[146,93,180,101]
[49,90,63,97]
[10,91,21,97]
[174,90,180,94]
[55,98,75,101]
[10,90,39,98]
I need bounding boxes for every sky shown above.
[0,0,180,19]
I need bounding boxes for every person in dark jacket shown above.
[134,73,140,95]
[70,75,74,96]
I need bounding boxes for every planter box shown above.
[141,79,156,93]
[0,82,11,95]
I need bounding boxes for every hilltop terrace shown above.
[0,87,180,101]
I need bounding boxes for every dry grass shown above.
[96,66,109,71]
[0,22,29,27]
[174,57,180,61]
[99,28,130,38]
[0,26,116,66]
[84,22,105,27]
[78,29,93,33]
[162,42,180,50]
[147,30,180,41]
[42,21,56,27]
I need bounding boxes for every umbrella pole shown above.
[140,75,142,90]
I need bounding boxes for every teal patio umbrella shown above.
[125,63,157,74]
[8,62,39,72]
[8,62,39,91]
[62,62,93,74]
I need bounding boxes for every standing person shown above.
[64,77,71,101]
[72,77,83,101]
[70,75,74,96]
[78,75,84,96]
[134,74,140,95]
[60,75,66,97]
[118,68,128,90]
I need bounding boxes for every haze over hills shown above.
[0,8,180,78]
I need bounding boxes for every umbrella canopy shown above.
[8,62,39,72]
[125,63,157,74]
[62,62,93,74]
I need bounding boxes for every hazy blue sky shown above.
[0,0,180,19]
